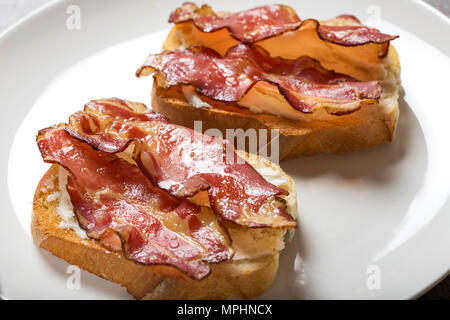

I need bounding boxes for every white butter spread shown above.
[254,166,289,189]
[57,167,87,239]
[182,86,212,108]
[46,191,60,202]
[253,164,297,220]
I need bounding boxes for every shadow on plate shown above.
[33,91,429,300]
[260,90,430,299]
[281,90,421,186]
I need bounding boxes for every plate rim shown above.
[0,0,449,300]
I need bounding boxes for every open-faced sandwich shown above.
[32,98,297,299]
[137,3,401,159]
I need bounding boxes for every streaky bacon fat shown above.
[37,127,234,279]
[64,99,296,228]
[136,44,381,114]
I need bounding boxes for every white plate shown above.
[1,0,449,300]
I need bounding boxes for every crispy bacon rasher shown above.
[65,99,296,228]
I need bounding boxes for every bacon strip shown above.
[37,127,233,279]
[169,3,397,56]
[65,99,296,228]
[137,44,381,114]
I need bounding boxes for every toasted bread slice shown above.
[32,148,297,299]
[150,24,400,160]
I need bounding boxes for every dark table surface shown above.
[0,0,448,300]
